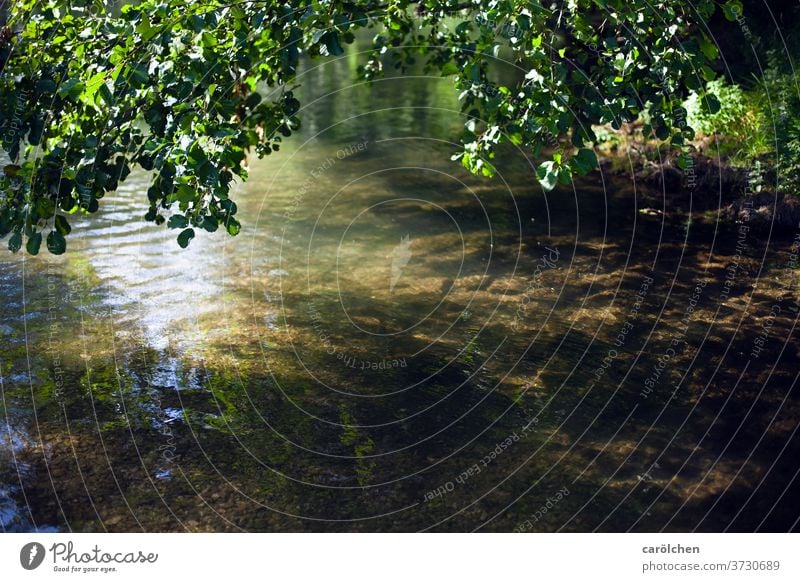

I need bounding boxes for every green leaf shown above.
[57,79,85,100]
[201,215,219,232]
[36,78,57,94]
[704,93,721,115]
[83,72,108,106]
[220,199,238,214]
[351,10,368,26]
[577,148,598,169]
[8,232,22,253]
[136,13,159,41]
[177,228,195,248]
[440,61,459,76]
[201,31,218,48]
[722,1,743,21]
[189,14,205,32]
[536,162,558,191]
[455,21,472,36]
[333,14,350,31]
[168,214,189,229]
[324,32,344,56]
[226,218,241,236]
[94,78,112,107]
[699,36,719,60]
[47,230,66,254]
[54,215,71,235]
[700,65,717,82]
[28,115,44,145]
[557,166,573,185]
[175,184,196,204]
[26,232,42,255]
[245,92,262,109]
[127,64,149,87]
[283,26,302,71]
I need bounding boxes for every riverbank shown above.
[599,150,800,234]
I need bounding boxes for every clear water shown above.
[1,53,799,532]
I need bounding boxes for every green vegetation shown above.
[759,61,800,194]
[684,78,771,164]
[683,63,800,194]
[0,0,791,255]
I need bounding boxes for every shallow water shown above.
[2,54,800,532]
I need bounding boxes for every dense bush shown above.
[757,60,800,195]
[684,78,770,165]
[684,62,800,196]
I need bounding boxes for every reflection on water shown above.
[2,52,800,532]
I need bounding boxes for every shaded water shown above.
[2,54,800,532]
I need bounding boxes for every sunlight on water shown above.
[1,55,799,533]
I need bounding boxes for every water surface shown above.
[2,52,800,532]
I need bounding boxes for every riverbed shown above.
[2,53,799,532]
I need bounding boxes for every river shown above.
[2,51,799,532]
